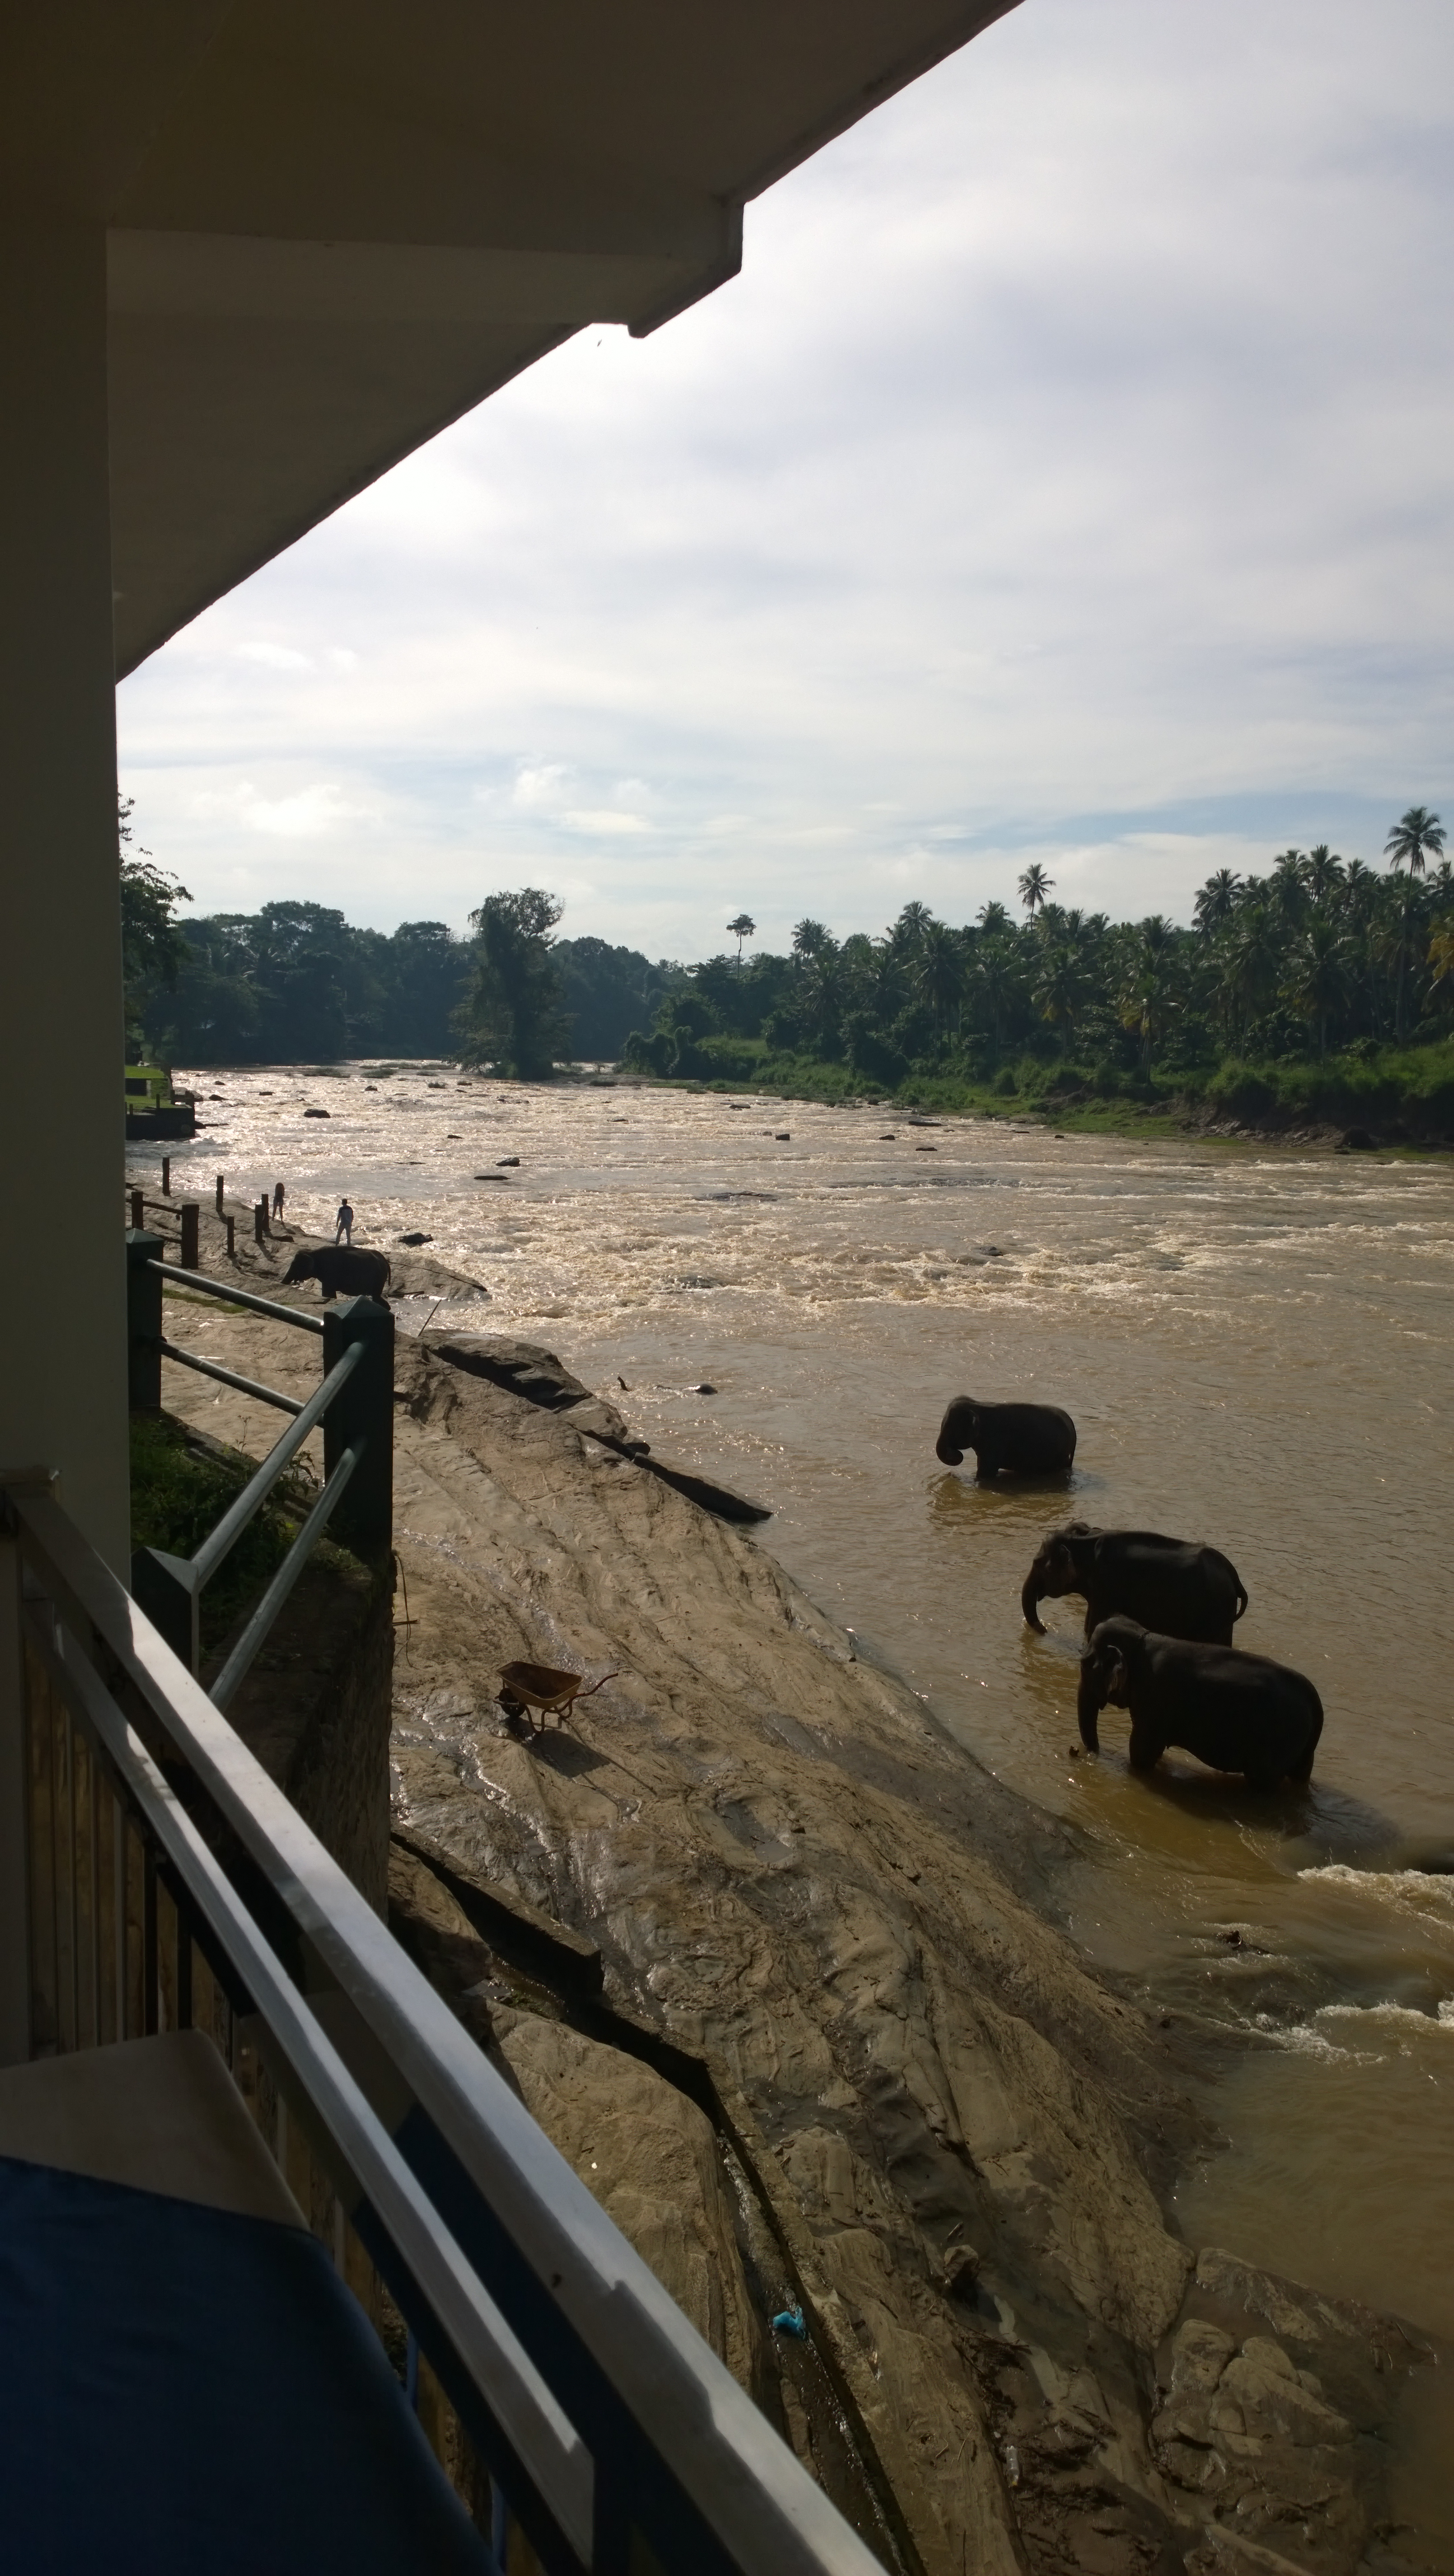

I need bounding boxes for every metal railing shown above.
[0,1477,881,2576]
[125,1230,392,1706]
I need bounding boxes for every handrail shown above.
[191,1340,362,1588]
[208,1443,360,1711]
[148,1258,326,1336]
[156,1338,303,1417]
[19,1591,594,2567]
[13,1486,883,2576]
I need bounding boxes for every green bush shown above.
[130,1414,320,1654]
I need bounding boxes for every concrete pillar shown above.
[0,217,127,1569]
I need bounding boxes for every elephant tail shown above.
[1232,1576,1248,1623]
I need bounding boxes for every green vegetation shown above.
[622,816,1454,1139]
[454,887,568,1079]
[122,848,687,1067]
[129,1414,325,1654]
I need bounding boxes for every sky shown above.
[116,0,1454,961]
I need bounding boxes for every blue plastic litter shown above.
[771,2305,806,2339]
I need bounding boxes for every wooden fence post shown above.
[180,1202,199,1269]
[254,1197,268,1244]
[129,1189,144,1229]
[225,1215,236,1258]
[161,1157,170,1196]
[215,1173,225,1213]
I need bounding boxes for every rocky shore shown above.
[152,1211,1442,2576]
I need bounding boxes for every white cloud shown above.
[119,0,1454,951]
[224,778,374,840]
[560,809,651,835]
[237,641,313,671]
[510,763,569,810]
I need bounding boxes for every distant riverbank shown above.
[640,1032,1454,1149]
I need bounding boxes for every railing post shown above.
[215,1172,225,1213]
[322,1297,394,1559]
[0,1467,57,2066]
[180,1201,199,1269]
[126,1229,164,1411]
[130,1545,200,1671]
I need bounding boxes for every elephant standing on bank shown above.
[1022,1523,1248,1644]
[1077,1616,1322,1786]
[282,1246,392,1302]
[935,1398,1076,1481]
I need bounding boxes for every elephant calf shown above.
[282,1246,392,1302]
[1078,1615,1322,1786]
[935,1397,1076,1481]
[1023,1522,1248,1643]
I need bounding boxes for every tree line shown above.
[122,801,1451,1098]
[621,808,1452,1094]
[122,839,687,1068]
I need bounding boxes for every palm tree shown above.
[977,900,1012,937]
[1304,845,1343,908]
[1017,861,1053,918]
[972,940,1020,1060]
[888,901,933,958]
[791,918,834,966]
[1119,918,1179,1068]
[1033,941,1086,1059]
[726,912,756,966]
[915,921,965,1038]
[1379,813,1443,1036]
[1193,869,1240,936]
[1286,917,1350,1061]
[1269,849,1310,929]
[1384,807,1446,878]
[1221,905,1280,1049]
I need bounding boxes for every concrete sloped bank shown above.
[140,1221,1438,2576]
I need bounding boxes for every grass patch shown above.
[130,1413,322,1654]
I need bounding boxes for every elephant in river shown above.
[1022,1522,1248,1643]
[935,1397,1076,1481]
[1077,1615,1322,1785]
[282,1246,391,1301]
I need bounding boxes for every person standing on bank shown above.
[335,1198,354,1246]
[272,1181,286,1221]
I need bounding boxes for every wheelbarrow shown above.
[497,1660,619,1735]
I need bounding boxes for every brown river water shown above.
[142,1066,1454,2530]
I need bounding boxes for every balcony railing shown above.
[0,1474,883,2575]
[124,1227,393,1700]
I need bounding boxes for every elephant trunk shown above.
[1021,1568,1047,1633]
[935,1402,973,1467]
[1076,1662,1103,1753]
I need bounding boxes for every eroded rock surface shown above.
[152,1280,1437,2576]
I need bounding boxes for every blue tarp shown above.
[0,2152,495,2574]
